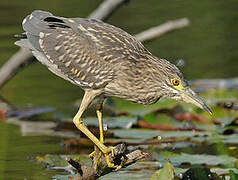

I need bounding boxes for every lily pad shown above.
[84,116,138,129]
[229,170,238,180]
[36,154,91,169]
[155,152,237,168]
[182,167,221,180]
[150,162,175,180]
[110,129,210,140]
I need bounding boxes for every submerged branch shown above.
[135,18,190,42]
[88,0,129,21]
[0,48,33,88]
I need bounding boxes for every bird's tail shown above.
[14,10,55,50]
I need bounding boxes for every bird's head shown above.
[156,59,212,114]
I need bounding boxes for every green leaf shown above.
[182,167,222,180]
[168,153,237,168]
[84,116,138,129]
[150,162,174,180]
[229,170,238,180]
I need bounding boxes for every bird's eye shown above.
[171,79,180,86]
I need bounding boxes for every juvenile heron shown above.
[15,10,211,169]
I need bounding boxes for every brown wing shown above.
[74,18,151,65]
[20,10,151,89]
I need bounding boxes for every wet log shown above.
[67,143,149,180]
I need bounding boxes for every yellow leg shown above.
[73,91,115,168]
[90,98,115,169]
[97,98,105,143]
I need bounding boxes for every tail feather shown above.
[15,10,74,52]
[22,14,49,36]
[18,10,55,51]
[15,39,33,49]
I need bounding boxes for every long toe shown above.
[90,146,117,168]
[104,153,115,168]
[103,146,116,168]
[89,151,95,159]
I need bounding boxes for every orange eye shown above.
[172,79,180,86]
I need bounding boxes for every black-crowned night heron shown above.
[15,10,211,169]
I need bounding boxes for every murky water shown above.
[0,0,237,179]
[0,122,65,179]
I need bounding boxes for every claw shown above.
[104,146,116,168]
[89,151,95,159]
[90,146,116,169]
[115,164,123,171]
[115,157,126,171]
[104,153,115,168]
[107,146,116,157]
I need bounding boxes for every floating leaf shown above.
[157,153,237,168]
[36,154,90,168]
[137,120,181,131]
[182,167,221,180]
[150,162,175,180]
[229,170,238,180]
[84,116,138,129]
[110,129,210,140]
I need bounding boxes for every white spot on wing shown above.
[65,61,71,67]
[29,14,33,20]
[45,33,51,37]
[39,32,44,38]
[81,63,87,68]
[69,54,77,59]
[74,80,89,87]
[78,24,87,31]
[54,45,61,51]
[22,18,27,24]
[87,27,98,32]
[58,54,64,61]
[56,34,63,39]
[39,39,43,47]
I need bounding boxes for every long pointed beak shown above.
[181,88,212,115]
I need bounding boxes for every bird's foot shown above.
[104,146,116,168]
[89,146,116,169]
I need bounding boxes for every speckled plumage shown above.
[15,11,211,169]
[15,10,184,105]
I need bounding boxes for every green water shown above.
[0,0,237,179]
[0,122,65,179]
